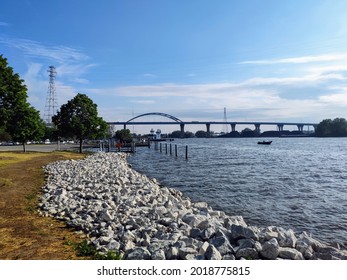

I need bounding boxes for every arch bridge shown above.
[108,112,318,136]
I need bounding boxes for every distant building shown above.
[148,128,162,140]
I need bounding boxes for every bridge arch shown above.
[126,112,183,123]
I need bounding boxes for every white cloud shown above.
[0,36,95,117]
[130,100,156,105]
[239,54,347,65]
[240,73,346,87]
[87,61,347,125]
[319,93,347,105]
[143,73,156,78]
[0,22,10,26]
[186,73,197,77]
[0,36,89,63]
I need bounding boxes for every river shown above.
[127,137,347,247]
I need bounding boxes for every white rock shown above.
[278,247,304,260]
[260,238,280,260]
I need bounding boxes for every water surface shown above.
[128,137,347,246]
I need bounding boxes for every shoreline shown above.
[39,152,347,260]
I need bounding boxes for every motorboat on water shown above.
[257,141,272,145]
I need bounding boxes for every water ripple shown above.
[128,138,347,247]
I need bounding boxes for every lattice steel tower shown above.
[44,66,58,126]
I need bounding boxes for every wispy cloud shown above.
[319,92,347,106]
[0,22,10,26]
[88,61,347,124]
[239,54,347,65]
[143,73,157,78]
[130,99,156,105]
[0,36,93,115]
[0,36,89,63]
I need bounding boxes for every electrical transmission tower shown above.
[223,107,229,134]
[44,66,58,126]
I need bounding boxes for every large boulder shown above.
[260,238,280,259]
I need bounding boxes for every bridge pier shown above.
[297,124,304,132]
[206,123,211,137]
[254,124,261,135]
[180,123,185,138]
[123,124,127,130]
[277,124,284,131]
[230,124,236,132]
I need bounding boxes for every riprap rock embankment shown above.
[40,153,347,260]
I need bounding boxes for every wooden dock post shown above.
[170,143,172,155]
[185,145,188,159]
[175,144,178,157]
[165,143,168,154]
[159,142,162,152]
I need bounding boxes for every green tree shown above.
[0,127,11,142]
[316,119,333,137]
[241,127,255,137]
[316,118,347,137]
[184,131,195,138]
[195,130,208,138]
[0,55,28,128]
[169,130,182,138]
[52,93,107,153]
[43,125,59,141]
[6,104,45,152]
[0,54,45,151]
[115,129,132,142]
[332,118,347,136]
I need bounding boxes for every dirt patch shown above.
[0,151,89,259]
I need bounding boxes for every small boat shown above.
[257,141,272,145]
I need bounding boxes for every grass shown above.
[0,151,93,259]
[0,152,45,167]
[64,239,123,260]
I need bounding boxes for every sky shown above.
[1,0,347,134]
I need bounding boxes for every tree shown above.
[115,129,132,142]
[43,125,59,141]
[0,55,28,128]
[6,104,45,152]
[316,118,347,137]
[0,54,45,151]
[0,127,11,142]
[184,131,195,138]
[241,128,255,137]
[52,93,107,153]
[331,118,347,136]
[169,130,182,138]
[195,130,208,138]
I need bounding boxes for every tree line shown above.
[0,54,107,152]
[315,118,347,137]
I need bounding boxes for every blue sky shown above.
[1,0,347,133]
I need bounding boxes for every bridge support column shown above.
[297,124,304,132]
[254,124,261,135]
[206,123,211,137]
[123,124,127,130]
[277,124,284,131]
[180,123,185,138]
[230,124,236,132]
